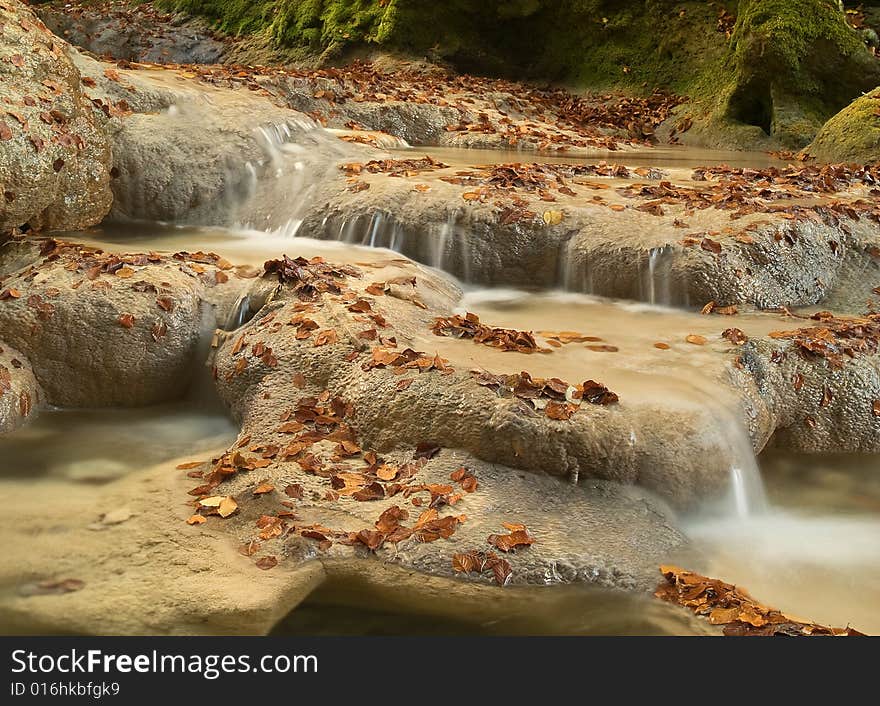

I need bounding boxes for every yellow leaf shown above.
[219,496,238,518]
[543,210,563,225]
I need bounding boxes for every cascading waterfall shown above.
[558,239,594,295]
[640,245,674,306]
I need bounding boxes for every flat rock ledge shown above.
[2,236,880,633]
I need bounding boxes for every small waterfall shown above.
[728,464,769,518]
[677,378,769,519]
[558,240,594,295]
[429,210,469,281]
[640,245,673,306]
[224,294,252,330]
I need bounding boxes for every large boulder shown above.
[67,50,360,226]
[293,157,880,314]
[0,0,112,231]
[804,87,880,164]
[0,342,40,434]
[0,236,247,407]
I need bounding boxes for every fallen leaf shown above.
[255,556,278,570]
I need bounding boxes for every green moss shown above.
[806,87,880,162]
[158,0,880,147]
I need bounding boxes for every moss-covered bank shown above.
[805,86,880,163]
[158,0,880,150]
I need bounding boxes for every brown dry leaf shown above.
[253,482,275,495]
[118,313,135,328]
[238,540,260,557]
[545,400,576,420]
[255,556,278,570]
[377,465,399,481]
[487,524,534,552]
[656,566,863,636]
[314,329,338,347]
[654,342,670,350]
[452,552,482,573]
[352,481,385,502]
[284,483,304,499]
[186,514,206,525]
[686,334,707,345]
[218,496,238,518]
[722,328,749,345]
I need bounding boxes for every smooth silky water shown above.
[4,144,877,634]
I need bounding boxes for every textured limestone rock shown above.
[0,1,112,231]
[0,236,247,407]
[293,160,880,313]
[0,342,40,434]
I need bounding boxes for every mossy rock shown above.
[805,86,880,163]
[158,0,880,149]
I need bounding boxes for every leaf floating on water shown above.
[432,312,546,353]
[452,549,513,586]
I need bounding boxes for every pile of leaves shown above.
[362,347,454,376]
[656,566,864,636]
[442,162,662,197]
[452,522,534,586]
[768,311,880,367]
[263,255,360,300]
[0,237,232,337]
[431,312,547,353]
[342,156,447,178]
[472,370,618,420]
[104,53,684,151]
[693,163,880,195]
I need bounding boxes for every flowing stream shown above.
[2,145,878,634]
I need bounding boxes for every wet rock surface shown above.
[0,1,112,231]
[1,1,879,636]
[2,233,880,633]
[294,158,880,313]
[37,0,227,65]
[0,342,40,434]
[0,236,246,406]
